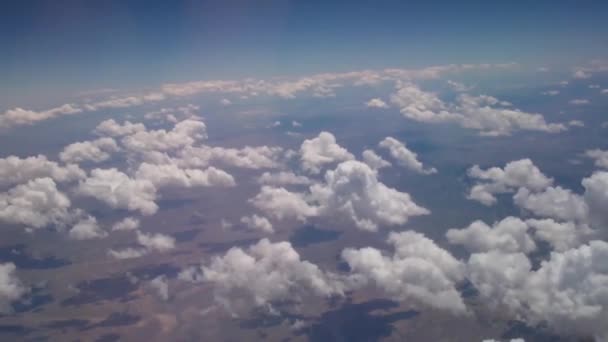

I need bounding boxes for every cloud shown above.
[573,70,591,79]
[361,149,391,170]
[112,217,140,231]
[585,149,608,169]
[177,145,285,170]
[467,159,553,206]
[108,247,147,259]
[77,168,158,215]
[342,231,466,314]
[365,98,389,108]
[94,119,146,137]
[0,178,72,230]
[0,155,85,188]
[526,219,593,252]
[121,118,207,157]
[542,90,560,96]
[0,104,81,129]
[390,83,566,136]
[569,99,590,105]
[250,186,319,221]
[379,137,437,174]
[179,239,344,313]
[135,163,236,188]
[513,186,588,223]
[68,216,107,240]
[466,241,608,338]
[299,132,354,174]
[257,171,312,186]
[136,231,176,252]
[59,137,120,164]
[240,215,274,233]
[446,217,536,254]
[0,263,28,314]
[252,161,429,231]
[149,276,169,301]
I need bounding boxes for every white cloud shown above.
[573,70,591,79]
[513,186,588,223]
[135,163,236,188]
[68,216,107,240]
[0,104,81,129]
[220,98,232,106]
[582,171,608,229]
[180,239,344,313]
[390,83,566,136]
[108,247,148,259]
[257,171,312,186]
[112,217,140,231]
[0,263,28,314]
[379,137,436,174]
[467,159,553,206]
[136,231,175,252]
[250,186,318,221]
[569,99,590,105]
[467,241,608,338]
[342,231,466,314]
[177,145,285,170]
[149,276,169,301]
[0,178,72,230]
[585,149,608,169]
[299,132,354,174]
[446,217,536,254]
[361,149,391,170]
[77,168,158,216]
[0,155,85,188]
[365,98,389,108]
[542,90,560,96]
[252,161,429,231]
[94,119,146,137]
[59,137,120,164]
[240,214,274,233]
[121,118,207,156]
[526,219,593,252]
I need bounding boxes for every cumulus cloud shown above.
[257,171,312,186]
[569,99,590,105]
[513,186,588,223]
[0,178,72,230]
[177,145,285,170]
[390,83,566,136]
[252,161,428,231]
[240,214,274,233]
[585,149,608,169]
[135,163,236,188]
[466,241,608,339]
[0,155,85,188]
[365,98,389,108]
[59,137,120,163]
[136,231,175,252]
[361,149,391,170]
[342,231,466,314]
[121,118,207,157]
[299,132,354,174]
[0,263,28,314]
[379,137,436,174]
[94,119,146,137]
[0,104,81,129]
[108,247,147,259]
[112,217,140,231]
[149,276,169,301]
[68,216,107,240]
[467,159,553,206]
[179,239,344,313]
[77,168,158,215]
[446,217,536,254]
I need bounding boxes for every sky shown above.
[1,1,608,341]
[2,0,608,105]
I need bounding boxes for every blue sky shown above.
[2,0,607,103]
